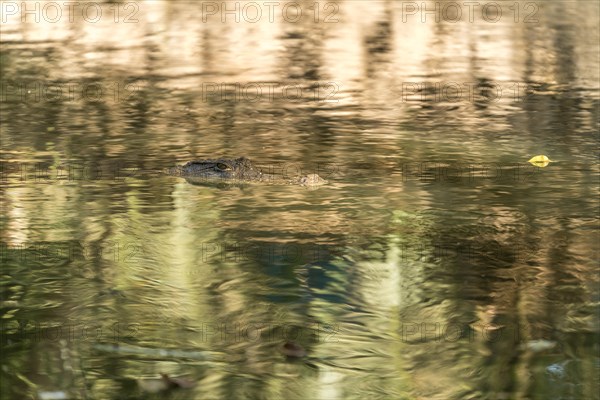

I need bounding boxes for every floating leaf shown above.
[137,374,197,393]
[280,341,307,358]
[160,374,197,389]
[137,377,169,393]
[528,155,553,163]
[37,391,69,400]
[528,155,553,167]
[521,339,557,353]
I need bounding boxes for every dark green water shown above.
[1,1,599,399]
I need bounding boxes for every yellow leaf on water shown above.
[528,155,553,163]
[528,155,554,167]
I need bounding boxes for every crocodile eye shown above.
[216,163,230,171]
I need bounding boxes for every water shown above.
[1,1,599,399]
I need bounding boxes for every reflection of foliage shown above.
[0,1,598,398]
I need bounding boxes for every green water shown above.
[1,1,599,399]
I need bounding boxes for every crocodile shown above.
[166,157,327,186]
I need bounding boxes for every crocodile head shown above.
[169,157,264,181]
[167,157,327,186]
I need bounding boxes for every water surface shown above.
[1,1,599,399]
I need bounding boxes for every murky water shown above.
[1,1,599,399]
